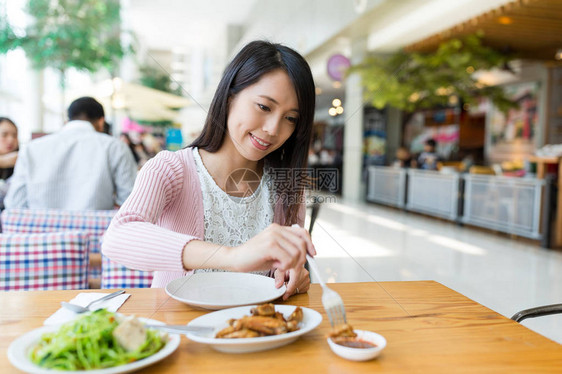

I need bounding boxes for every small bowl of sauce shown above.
[327,330,386,361]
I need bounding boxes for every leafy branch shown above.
[138,64,183,96]
[349,33,517,113]
[0,0,132,87]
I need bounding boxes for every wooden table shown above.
[2,282,561,373]
[528,155,562,247]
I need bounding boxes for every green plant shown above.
[0,0,132,112]
[135,64,184,127]
[138,64,183,97]
[349,33,517,113]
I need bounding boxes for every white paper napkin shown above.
[44,292,131,326]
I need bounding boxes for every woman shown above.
[0,117,19,210]
[120,132,141,165]
[0,117,19,179]
[103,41,316,299]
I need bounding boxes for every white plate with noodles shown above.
[7,310,180,374]
[185,304,322,353]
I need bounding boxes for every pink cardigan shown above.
[102,147,303,287]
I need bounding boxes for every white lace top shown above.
[192,148,274,275]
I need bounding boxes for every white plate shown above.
[185,304,322,353]
[7,317,180,374]
[165,272,286,310]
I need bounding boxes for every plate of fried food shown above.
[185,303,322,353]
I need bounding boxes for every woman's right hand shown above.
[229,223,316,273]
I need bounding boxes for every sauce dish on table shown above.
[327,330,387,361]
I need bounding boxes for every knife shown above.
[145,324,215,335]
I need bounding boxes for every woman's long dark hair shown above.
[190,40,316,225]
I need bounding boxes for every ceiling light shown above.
[435,87,450,96]
[336,106,344,115]
[112,94,126,110]
[497,16,512,25]
[332,81,342,89]
[328,107,337,116]
[315,87,323,95]
[332,98,342,107]
[409,92,420,103]
[112,77,123,91]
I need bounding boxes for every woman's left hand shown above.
[274,266,310,300]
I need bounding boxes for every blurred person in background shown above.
[126,131,151,168]
[140,132,162,158]
[103,120,112,135]
[308,147,319,166]
[0,117,19,209]
[5,97,137,210]
[417,138,441,170]
[0,117,19,179]
[120,132,141,165]
[394,146,414,168]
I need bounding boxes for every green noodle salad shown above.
[30,309,167,370]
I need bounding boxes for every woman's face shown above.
[0,120,18,155]
[225,69,298,162]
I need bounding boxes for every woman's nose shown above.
[262,117,281,136]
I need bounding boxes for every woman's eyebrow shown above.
[258,95,299,113]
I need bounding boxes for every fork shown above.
[306,254,347,327]
[293,222,347,326]
[61,290,125,313]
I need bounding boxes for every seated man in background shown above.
[5,97,137,210]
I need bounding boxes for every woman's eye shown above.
[257,103,270,112]
[286,116,298,124]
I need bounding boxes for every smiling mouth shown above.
[249,133,271,149]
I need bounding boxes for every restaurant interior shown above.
[1,0,562,372]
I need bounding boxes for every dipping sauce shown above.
[335,339,377,349]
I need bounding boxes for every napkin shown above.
[44,292,131,326]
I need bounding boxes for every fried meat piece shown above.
[250,303,276,317]
[287,307,303,323]
[240,316,287,335]
[215,325,237,338]
[330,336,352,346]
[328,323,357,339]
[274,311,286,321]
[219,328,261,339]
[216,304,301,338]
[286,320,299,332]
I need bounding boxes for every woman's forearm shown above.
[181,240,236,271]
